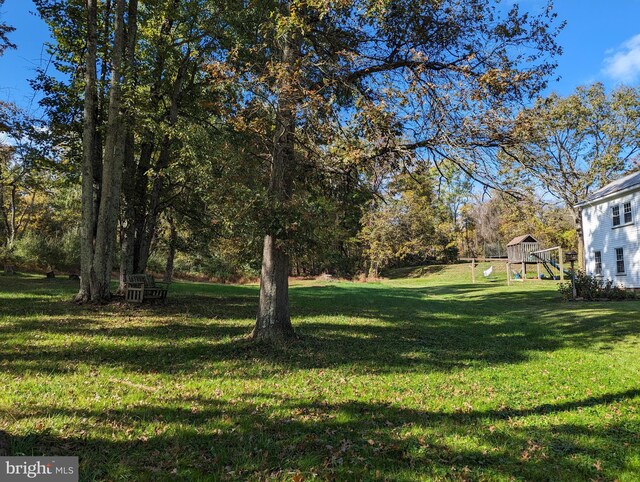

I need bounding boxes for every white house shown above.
[576,171,640,288]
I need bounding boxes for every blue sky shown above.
[1,0,640,116]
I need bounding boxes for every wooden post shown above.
[506,263,511,286]
[471,259,476,284]
[521,261,526,281]
[559,247,564,281]
[537,262,541,280]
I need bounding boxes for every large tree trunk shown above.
[89,0,127,302]
[118,130,136,292]
[117,0,138,293]
[163,210,177,283]
[252,27,297,342]
[131,140,154,273]
[253,234,294,341]
[76,0,98,302]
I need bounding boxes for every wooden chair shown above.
[125,274,169,303]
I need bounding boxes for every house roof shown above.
[578,170,640,206]
[506,234,538,246]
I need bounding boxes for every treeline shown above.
[1,136,577,281]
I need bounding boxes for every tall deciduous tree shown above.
[219,0,562,341]
[76,0,130,302]
[77,0,98,301]
[36,0,227,297]
[253,2,298,340]
[118,0,223,291]
[501,83,640,267]
[90,0,127,300]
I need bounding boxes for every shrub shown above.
[60,229,80,269]
[442,245,459,263]
[149,250,259,282]
[12,232,64,270]
[10,230,80,272]
[558,270,635,301]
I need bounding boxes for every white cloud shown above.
[603,34,640,83]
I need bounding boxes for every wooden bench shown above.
[125,274,169,303]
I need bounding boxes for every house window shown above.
[612,205,621,226]
[615,248,625,274]
[624,202,633,224]
[594,251,602,276]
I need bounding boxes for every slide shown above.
[541,261,556,279]
[529,252,573,278]
[546,258,573,278]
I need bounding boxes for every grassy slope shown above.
[0,265,639,481]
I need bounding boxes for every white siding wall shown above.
[581,189,640,288]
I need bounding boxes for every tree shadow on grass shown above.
[1,278,639,479]
[2,388,639,480]
[0,282,638,376]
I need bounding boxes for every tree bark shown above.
[252,24,297,342]
[163,210,177,283]
[130,140,154,273]
[118,130,136,292]
[76,0,98,302]
[117,0,138,293]
[90,0,127,301]
[253,234,294,341]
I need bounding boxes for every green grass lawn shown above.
[1,264,639,481]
